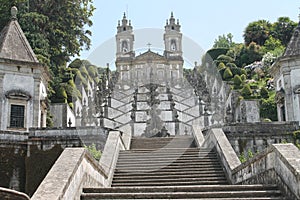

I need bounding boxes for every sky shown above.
[79,0,299,68]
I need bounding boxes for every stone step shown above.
[111,180,229,187]
[113,170,226,176]
[130,138,195,142]
[130,145,196,149]
[115,164,223,170]
[117,158,219,164]
[81,191,282,200]
[119,149,212,153]
[115,162,222,168]
[117,157,218,163]
[113,173,226,180]
[130,142,196,148]
[119,149,215,155]
[112,176,227,184]
[83,185,280,193]
[117,155,219,161]
[115,167,224,173]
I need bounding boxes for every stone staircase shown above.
[81,136,285,199]
[104,82,211,136]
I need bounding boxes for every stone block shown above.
[137,94,147,101]
[158,94,168,101]
[159,111,173,121]
[133,123,146,136]
[137,102,149,110]
[164,122,175,135]
[135,111,148,122]
[158,101,171,110]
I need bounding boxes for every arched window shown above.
[5,90,31,129]
[171,39,177,51]
[121,40,128,53]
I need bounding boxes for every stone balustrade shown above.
[196,128,300,199]
[31,130,130,199]
[31,148,107,200]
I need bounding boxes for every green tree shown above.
[0,0,95,68]
[213,33,234,48]
[244,20,272,46]
[260,36,285,57]
[271,17,297,46]
[237,42,262,67]
[0,0,28,29]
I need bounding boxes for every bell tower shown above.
[116,13,134,59]
[164,12,182,58]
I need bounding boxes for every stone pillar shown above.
[0,73,4,130]
[282,68,294,121]
[33,76,41,128]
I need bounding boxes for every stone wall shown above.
[203,122,299,157]
[0,127,108,196]
[50,103,76,128]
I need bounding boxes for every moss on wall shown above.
[25,145,63,196]
[0,146,26,192]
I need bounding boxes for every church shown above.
[115,12,184,87]
[0,7,300,200]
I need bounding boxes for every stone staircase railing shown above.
[0,187,30,200]
[31,148,107,200]
[196,128,300,199]
[31,130,131,200]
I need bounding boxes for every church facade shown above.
[115,12,184,87]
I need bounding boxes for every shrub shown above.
[84,144,102,161]
[217,54,234,63]
[218,62,226,70]
[260,98,278,121]
[241,74,247,81]
[260,87,269,99]
[239,152,246,163]
[223,67,233,80]
[233,75,242,89]
[240,84,252,98]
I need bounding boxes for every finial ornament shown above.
[171,12,174,18]
[123,12,126,18]
[11,6,18,20]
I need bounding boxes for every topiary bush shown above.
[233,75,243,89]
[223,67,233,80]
[240,84,253,99]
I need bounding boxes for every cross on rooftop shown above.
[147,43,152,50]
